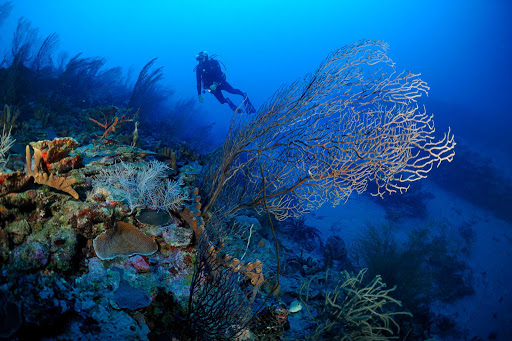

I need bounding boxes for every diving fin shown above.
[243,94,256,114]
[226,98,244,113]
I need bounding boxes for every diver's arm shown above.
[196,69,204,103]
[196,69,202,95]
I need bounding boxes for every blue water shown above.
[1,0,512,339]
[4,0,510,148]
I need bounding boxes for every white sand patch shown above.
[425,181,512,340]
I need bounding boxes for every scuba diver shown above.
[195,51,256,113]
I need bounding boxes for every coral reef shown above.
[0,171,29,196]
[112,269,152,310]
[352,225,474,336]
[284,216,324,251]
[0,124,14,169]
[88,107,135,149]
[0,31,461,340]
[0,289,22,338]
[0,104,19,133]
[200,39,455,222]
[92,160,186,214]
[26,144,79,199]
[300,269,411,340]
[29,137,81,171]
[185,221,267,340]
[0,105,18,170]
[323,235,349,270]
[93,221,158,260]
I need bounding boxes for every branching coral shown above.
[200,39,455,221]
[88,106,136,148]
[300,268,411,340]
[179,193,272,340]
[0,105,19,134]
[0,2,13,30]
[129,57,165,113]
[0,125,14,170]
[25,145,79,199]
[30,33,59,74]
[178,189,265,287]
[353,225,474,317]
[92,160,186,214]
[185,219,268,340]
[284,216,323,251]
[0,105,19,168]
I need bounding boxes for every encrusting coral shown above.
[93,221,158,260]
[25,145,79,199]
[29,137,81,170]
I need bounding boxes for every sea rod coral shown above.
[300,269,411,340]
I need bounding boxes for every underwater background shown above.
[0,0,511,340]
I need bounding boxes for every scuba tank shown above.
[193,54,227,92]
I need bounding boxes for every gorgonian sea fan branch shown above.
[201,39,455,221]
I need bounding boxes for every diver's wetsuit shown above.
[196,58,255,113]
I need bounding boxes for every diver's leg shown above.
[219,82,256,113]
[211,89,227,104]
[219,82,245,97]
[225,98,241,112]
[212,89,242,112]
